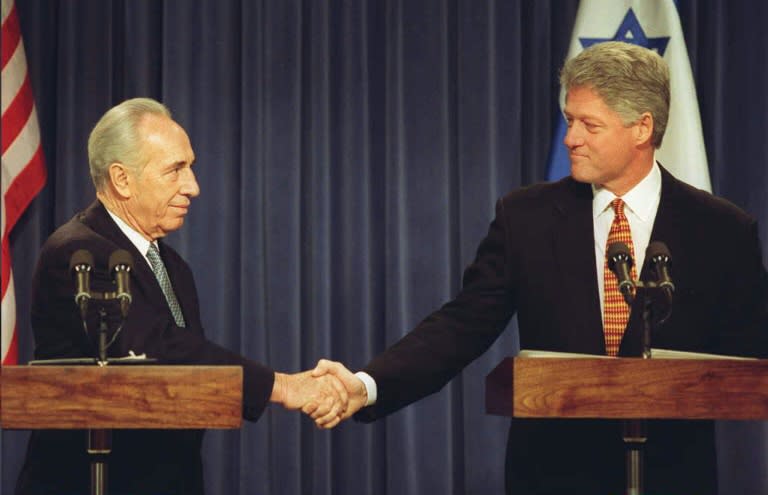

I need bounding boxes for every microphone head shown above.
[606,242,633,271]
[69,249,94,272]
[109,249,133,272]
[646,241,671,264]
[109,249,133,318]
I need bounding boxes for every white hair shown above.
[87,97,171,190]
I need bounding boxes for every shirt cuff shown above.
[354,371,377,406]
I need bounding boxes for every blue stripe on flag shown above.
[545,115,569,181]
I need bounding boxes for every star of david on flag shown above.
[545,0,711,193]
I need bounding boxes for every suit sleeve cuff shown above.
[355,371,377,406]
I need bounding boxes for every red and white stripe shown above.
[2,0,47,365]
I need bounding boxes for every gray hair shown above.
[87,97,172,190]
[560,41,670,148]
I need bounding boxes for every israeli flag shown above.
[546,0,711,193]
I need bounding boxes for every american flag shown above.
[2,0,47,365]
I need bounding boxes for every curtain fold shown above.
[4,1,765,494]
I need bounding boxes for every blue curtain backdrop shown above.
[3,1,766,494]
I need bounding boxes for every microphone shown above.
[646,241,674,302]
[607,242,635,305]
[109,249,133,318]
[69,249,94,320]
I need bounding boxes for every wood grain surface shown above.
[486,357,768,420]
[1,365,242,429]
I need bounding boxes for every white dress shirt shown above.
[105,208,156,266]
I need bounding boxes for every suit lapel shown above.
[619,166,687,356]
[551,179,606,353]
[646,167,688,258]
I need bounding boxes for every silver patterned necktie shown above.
[146,243,186,327]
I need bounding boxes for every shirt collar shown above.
[104,207,154,257]
[592,161,662,220]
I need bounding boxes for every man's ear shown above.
[108,163,132,199]
[635,112,654,146]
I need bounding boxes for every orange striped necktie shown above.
[603,198,636,356]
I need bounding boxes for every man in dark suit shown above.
[15,98,347,495]
[313,42,768,494]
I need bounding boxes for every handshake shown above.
[270,360,366,429]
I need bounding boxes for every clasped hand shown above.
[272,360,367,429]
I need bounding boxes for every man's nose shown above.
[181,168,200,197]
[563,124,582,149]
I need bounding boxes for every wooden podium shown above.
[485,356,768,420]
[1,365,243,494]
[486,356,768,495]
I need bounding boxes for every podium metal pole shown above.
[623,419,646,495]
[88,429,112,495]
[623,287,663,495]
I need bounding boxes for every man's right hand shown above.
[308,359,368,428]
[270,370,348,428]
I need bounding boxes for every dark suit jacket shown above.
[357,167,768,495]
[16,200,275,495]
